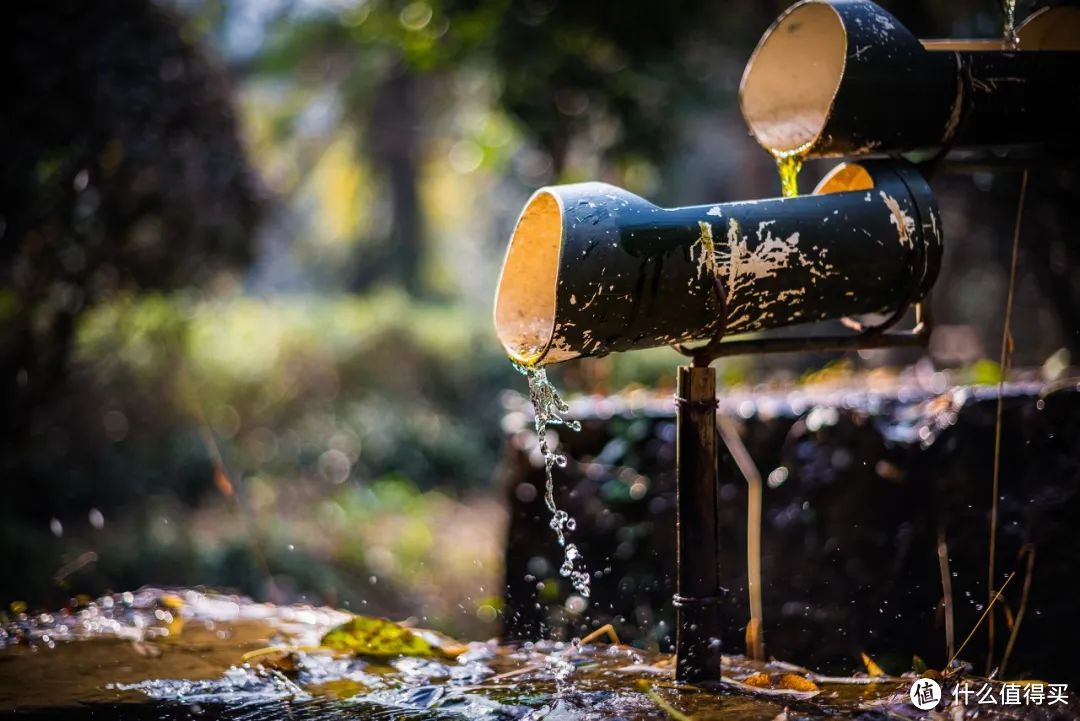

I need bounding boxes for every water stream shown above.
[772,148,806,198]
[514,363,591,599]
[1002,0,1019,49]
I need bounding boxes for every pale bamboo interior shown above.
[1016,6,1080,50]
[739,3,847,154]
[494,191,562,364]
[814,162,875,194]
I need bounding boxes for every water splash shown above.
[514,362,591,598]
[5,587,1067,719]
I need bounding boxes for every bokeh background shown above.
[2,0,1077,642]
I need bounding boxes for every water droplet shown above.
[515,363,591,598]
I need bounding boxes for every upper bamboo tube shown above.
[494,161,941,365]
[739,1,1080,160]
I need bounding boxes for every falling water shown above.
[514,362,591,598]
[773,148,806,198]
[1002,0,1019,49]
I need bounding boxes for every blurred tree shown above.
[491,0,740,175]
[0,0,262,453]
[247,0,506,294]
[243,0,785,291]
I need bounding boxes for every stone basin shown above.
[2,588,1077,719]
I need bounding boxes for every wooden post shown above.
[675,364,723,682]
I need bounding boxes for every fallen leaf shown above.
[320,615,458,659]
[778,674,818,692]
[160,594,184,611]
[742,673,772,688]
[913,656,927,675]
[861,652,886,677]
[726,674,819,698]
[244,647,301,675]
[741,673,818,693]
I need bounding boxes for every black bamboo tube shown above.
[739,1,1080,161]
[675,365,722,682]
[494,160,941,365]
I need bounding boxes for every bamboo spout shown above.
[739,0,1080,160]
[494,161,941,366]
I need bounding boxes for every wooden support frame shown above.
[675,365,724,682]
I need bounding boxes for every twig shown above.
[987,169,1028,674]
[999,545,1036,677]
[578,623,620,646]
[483,664,544,683]
[937,530,955,659]
[951,571,1016,667]
[806,674,896,685]
[717,414,765,660]
[181,364,276,600]
[196,418,275,593]
[637,680,695,721]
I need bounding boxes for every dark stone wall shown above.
[499,381,1080,682]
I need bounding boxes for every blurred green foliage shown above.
[77,291,516,491]
[3,291,518,633]
[1,0,261,450]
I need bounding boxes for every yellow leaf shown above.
[778,674,819,692]
[320,615,456,659]
[861,652,886,677]
[741,673,818,692]
[160,594,184,611]
[742,673,772,688]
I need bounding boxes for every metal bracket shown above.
[671,275,934,366]
[704,299,933,359]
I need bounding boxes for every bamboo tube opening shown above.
[739,2,847,154]
[494,190,563,364]
[814,162,875,194]
[1017,6,1080,50]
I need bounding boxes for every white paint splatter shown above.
[704,217,835,330]
[880,191,916,248]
